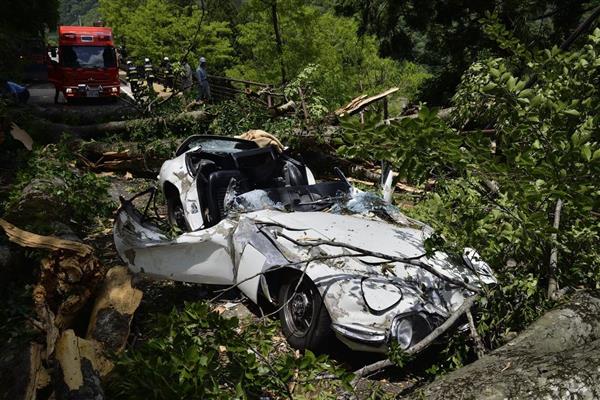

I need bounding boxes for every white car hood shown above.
[244,209,494,288]
[251,209,429,258]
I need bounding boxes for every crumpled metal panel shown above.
[114,189,497,353]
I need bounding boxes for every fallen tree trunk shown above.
[21,110,213,142]
[76,139,176,176]
[27,103,136,125]
[86,266,143,353]
[1,342,50,400]
[408,291,600,399]
[54,330,111,400]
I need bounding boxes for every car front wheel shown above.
[278,275,333,351]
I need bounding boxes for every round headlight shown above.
[394,318,413,349]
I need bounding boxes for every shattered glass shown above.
[330,191,430,232]
[225,188,285,215]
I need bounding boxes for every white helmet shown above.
[164,56,169,61]
[144,57,150,63]
[199,56,206,63]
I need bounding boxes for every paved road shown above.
[26,82,137,124]
[28,82,132,106]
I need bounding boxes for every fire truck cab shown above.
[48,26,120,101]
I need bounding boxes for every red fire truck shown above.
[48,26,120,101]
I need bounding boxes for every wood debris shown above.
[86,266,143,353]
[0,220,141,399]
[0,219,93,256]
[336,87,399,117]
[10,123,33,150]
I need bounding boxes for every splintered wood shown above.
[336,87,399,117]
[0,219,93,255]
[87,266,143,353]
[0,219,142,399]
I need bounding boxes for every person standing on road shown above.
[182,58,193,94]
[196,56,210,102]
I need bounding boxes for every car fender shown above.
[158,155,191,199]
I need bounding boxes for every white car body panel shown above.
[114,192,496,353]
[114,210,236,285]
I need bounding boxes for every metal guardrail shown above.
[207,75,285,107]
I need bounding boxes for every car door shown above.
[181,175,205,231]
[114,201,236,285]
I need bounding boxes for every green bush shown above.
[4,140,114,234]
[106,301,351,399]
[337,23,600,371]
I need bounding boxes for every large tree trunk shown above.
[270,0,286,84]
[408,291,600,399]
[86,266,143,353]
[21,110,213,142]
[0,342,50,400]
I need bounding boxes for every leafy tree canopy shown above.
[335,0,600,104]
[58,0,100,26]
[338,21,600,370]
[229,0,429,106]
[99,0,236,73]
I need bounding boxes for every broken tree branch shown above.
[275,230,481,293]
[0,218,93,256]
[548,198,563,301]
[336,88,399,117]
[466,308,485,359]
[352,296,477,383]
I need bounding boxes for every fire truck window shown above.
[60,46,117,68]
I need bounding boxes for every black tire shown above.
[278,275,333,351]
[167,194,188,231]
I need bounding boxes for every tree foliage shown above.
[230,0,429,106]
[336,0,599,103]
[98,0,429,106]
[338,23,600,369]
[99,0,236,72]
[58,0,100,25]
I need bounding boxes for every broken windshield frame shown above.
[175,135,258,157]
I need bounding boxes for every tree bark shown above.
[407,291,600,399]
[270,0,287,84]
[21,110,213,142]
[86,267,143,353]
[1,342,50,400]
[548,198,563,300]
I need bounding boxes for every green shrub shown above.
[106,301,351,399]
[4,140,114,234]
[337,23,600,372]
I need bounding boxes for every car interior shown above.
[179,136,351,228]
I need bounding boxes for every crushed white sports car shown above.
[114,135,496,353]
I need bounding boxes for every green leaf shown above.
[564,109,581,116]
[581,145,592,161]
